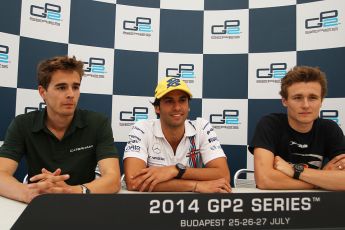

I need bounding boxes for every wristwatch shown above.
[175,163,186,179]
[293,163,305,179]
[81,184,91,194]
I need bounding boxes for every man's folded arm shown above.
[180,157,230,182]
[254,147,314,189]
[0,157,38,203]
[124,157,230,193]
[293,153,345,191]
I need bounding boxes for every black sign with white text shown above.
[13,192,345,229]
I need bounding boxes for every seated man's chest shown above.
[27,130,96,165]
[147,136,200,167]
[279,136,326,169]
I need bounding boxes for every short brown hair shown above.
[280,66,327,99]
[37,56,84,89]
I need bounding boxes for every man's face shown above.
[282,81,322,131]
[39,70,81,118]
[155,90,189,129]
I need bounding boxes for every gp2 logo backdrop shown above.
[256,63,287,79]
[210,110,239,125]
[211,20,241,35]
[25,102,46,114]
[120,107,148,122]
[320,110,340,125]
[30,3,61,21]
[166,64,195,79]
[0,45,9,65]
[84,57,106,74]
[305,10,338,29]
[123,17,152,33]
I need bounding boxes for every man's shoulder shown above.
[316,117,341,131]
[131,119,157,134]
[253,113,288,137]
[258,113,287,126]
[249,113,287,154]
[186,118,214,136]
[13,110,41,124]
[262,113,286,121]
[4,110,43,134]
[78,109,109,123]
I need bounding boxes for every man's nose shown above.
[66,87,74,98]
[302,98,310,107]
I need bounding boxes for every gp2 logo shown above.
[123,17,152,32]
[120,107,148,121]
[210,110,239,125]
[30,3,61,21]
[305,10,338,29]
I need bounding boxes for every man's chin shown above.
[299,114,317,121]
[171,120,185,127]
[297,118,316,125]
[171,117,186,124]
[61,109,75,116]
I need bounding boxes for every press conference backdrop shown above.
[0,0,344,183]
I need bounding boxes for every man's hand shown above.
[195,178,231,193]
[30,168,70,188]
[27,168,72,197]
[274,156,294,177]
[22,186,40,203]
[131,166,178,192]
[323,154,345,171]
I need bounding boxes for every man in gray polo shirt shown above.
[0,56,121,203]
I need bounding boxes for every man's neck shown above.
[45,110,74,140]
[161,123,185,153]
[287,117,314,133]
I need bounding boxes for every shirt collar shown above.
[32,109,45,132]
[153,119,197,138]
[67,109,87,130]
[32,108,86,133]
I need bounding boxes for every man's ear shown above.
[38,85,46,100]
[154,105,160,115]
[282,98,288,107]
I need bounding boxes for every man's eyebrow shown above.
[54,83,68,87]
[54,82,80,86]
[290,93,320,97]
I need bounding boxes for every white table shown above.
[0,196,27,230]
